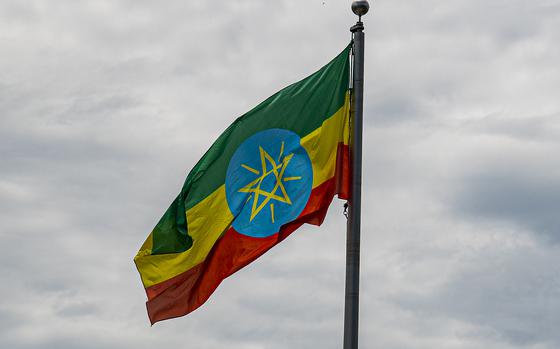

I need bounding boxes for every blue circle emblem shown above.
[225,129,313,238]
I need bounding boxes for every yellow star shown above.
[238,142,302,223]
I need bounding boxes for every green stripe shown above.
[152,43,351,254]
[152,193,192,254]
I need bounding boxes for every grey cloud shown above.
[0,308,25,334]
[442,108,560,244]
[366,94,426,125]
[462,113,560,142]
[390,245,560,347]
[55,301,99,318]
[455,172,560,242]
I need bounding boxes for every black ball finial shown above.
[351,0,370,17]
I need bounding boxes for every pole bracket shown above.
[350,21,364,33]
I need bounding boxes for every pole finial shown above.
[351,0,370,18]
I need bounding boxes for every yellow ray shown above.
[283,176,301,181]
[241,164,260,175]
[277,141,284,162]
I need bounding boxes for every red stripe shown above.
[336,142,350,200]
[146,142,350,324]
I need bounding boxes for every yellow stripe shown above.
[135,186,232,287]
[135,93,350,288]
[301,93,350,188]
[135,233,153,258]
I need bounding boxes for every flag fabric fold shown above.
[134,44,352,324]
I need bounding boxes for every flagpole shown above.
[344,1,369,348]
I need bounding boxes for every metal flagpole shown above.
[344,1,369,348]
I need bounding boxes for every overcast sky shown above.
[1,1,560,348]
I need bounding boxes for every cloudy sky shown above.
[1,1,560,348]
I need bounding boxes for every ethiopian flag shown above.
[134,44,352,324]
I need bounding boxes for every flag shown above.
[134,44,352,324]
